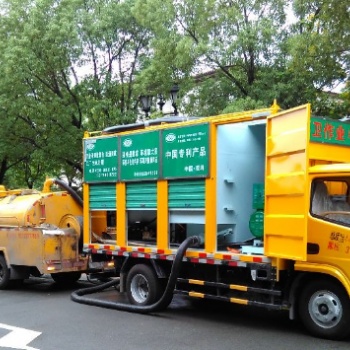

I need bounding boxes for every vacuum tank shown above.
[0,179,82,235]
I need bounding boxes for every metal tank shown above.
[0,179,82,235]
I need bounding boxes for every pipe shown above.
[71,235,201,313]
[42,178,55,193]
[42,178,83,208]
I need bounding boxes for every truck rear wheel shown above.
[298,279,350,340]
[126,264,162,306]
[0,255,10,289]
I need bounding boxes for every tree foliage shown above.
[133,0,349,115]
[0,0,348,187]
[133,0,287,110]
[0,0,148,187]
[288,0,349,115]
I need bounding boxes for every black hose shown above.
[53,179,83,208]
[71,235,201,313]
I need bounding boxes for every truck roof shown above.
[85,103,279,138]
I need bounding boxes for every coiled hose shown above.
[71,235,201,313]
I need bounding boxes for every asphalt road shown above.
[0,275,349,350]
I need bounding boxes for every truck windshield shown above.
[311,179,350,225]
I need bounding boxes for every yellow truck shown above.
[0,179,88,286]
[81,102,350,339]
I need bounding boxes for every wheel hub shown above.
[319,304,329,315]
[131,274,149,304]
[309,290,342,329]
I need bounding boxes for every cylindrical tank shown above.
[0,187,83,237]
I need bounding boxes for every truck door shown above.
[308,177,350,273]
[264,104,311,261]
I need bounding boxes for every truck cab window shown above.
[311,179,350,225]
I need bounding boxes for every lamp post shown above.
[170,84,179,116]
[157,94,165,112]
[139,95,152,119]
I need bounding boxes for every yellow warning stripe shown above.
[189,291,205,298]
[239,255,257,262]
[189,279,205,285]
[230,297,248,305]
[229,284,248,292]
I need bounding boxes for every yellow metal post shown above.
[270,99,281,115]
[83,183,90,245]
[205,123,217,253]
[117,182,126,247]
[157,180,169,250]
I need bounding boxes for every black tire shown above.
[0,255,10,290]
[298,279,350,340]
[51,272,82,285]
[126,264,162,306]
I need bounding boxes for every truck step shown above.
[177,278,281,296]
[175,278,286,310]
[174,289,287,310]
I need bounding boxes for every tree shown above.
[286,0,349,115]
[132,0,350,117]
[0,0,149,187]
[0,0,87,187]
[77,0,152,130]
[132,0,288,115]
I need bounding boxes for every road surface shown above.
[0,276,349,350]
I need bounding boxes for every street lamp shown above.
[170,84,179,116]
[157,94,165,112]
[139,95,152,118]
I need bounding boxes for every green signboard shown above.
[84,137,118,183]
[310,117,350,146]
[84,123,210,183]
[162,123,209,178]
[120,131,160,181]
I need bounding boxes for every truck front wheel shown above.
[126,264,162,306]
[298,279,350,340]
[0,255,10,289]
